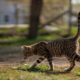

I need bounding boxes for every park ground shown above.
[0,26,80,80]
[0,52,80,80]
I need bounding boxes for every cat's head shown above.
[21,45,33,59]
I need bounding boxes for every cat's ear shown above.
[21,45,31,50]
[21,45,27,50]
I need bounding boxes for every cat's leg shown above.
[47,57,53,71]
[30,57,45,68]
[64,58,75,72]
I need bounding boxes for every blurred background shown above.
[0,0,80,63]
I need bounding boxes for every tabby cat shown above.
[21,12,80,72]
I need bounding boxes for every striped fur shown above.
[21,12,80,72]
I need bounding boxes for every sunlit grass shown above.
[0,33,60,46]
[74,67,80,76]
[0,64,79,80]
[0,26,78,46]
[0,27,28,33]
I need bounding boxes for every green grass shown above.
[0,64,80,80]
[0,26,78,46]
[0,33,60,46]
[0,27,28,33]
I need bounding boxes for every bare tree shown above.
[28,0,43,39]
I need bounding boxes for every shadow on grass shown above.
[16,66,47,72]
[27,68,70,75]
[16,66,70,75]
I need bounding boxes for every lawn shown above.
[0,26,78,46]
[0,26,80,80]
[0,64,80,80]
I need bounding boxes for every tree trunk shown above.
[28,0,43,39]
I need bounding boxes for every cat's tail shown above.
[75,54,80,62]
[74,12,80,40]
